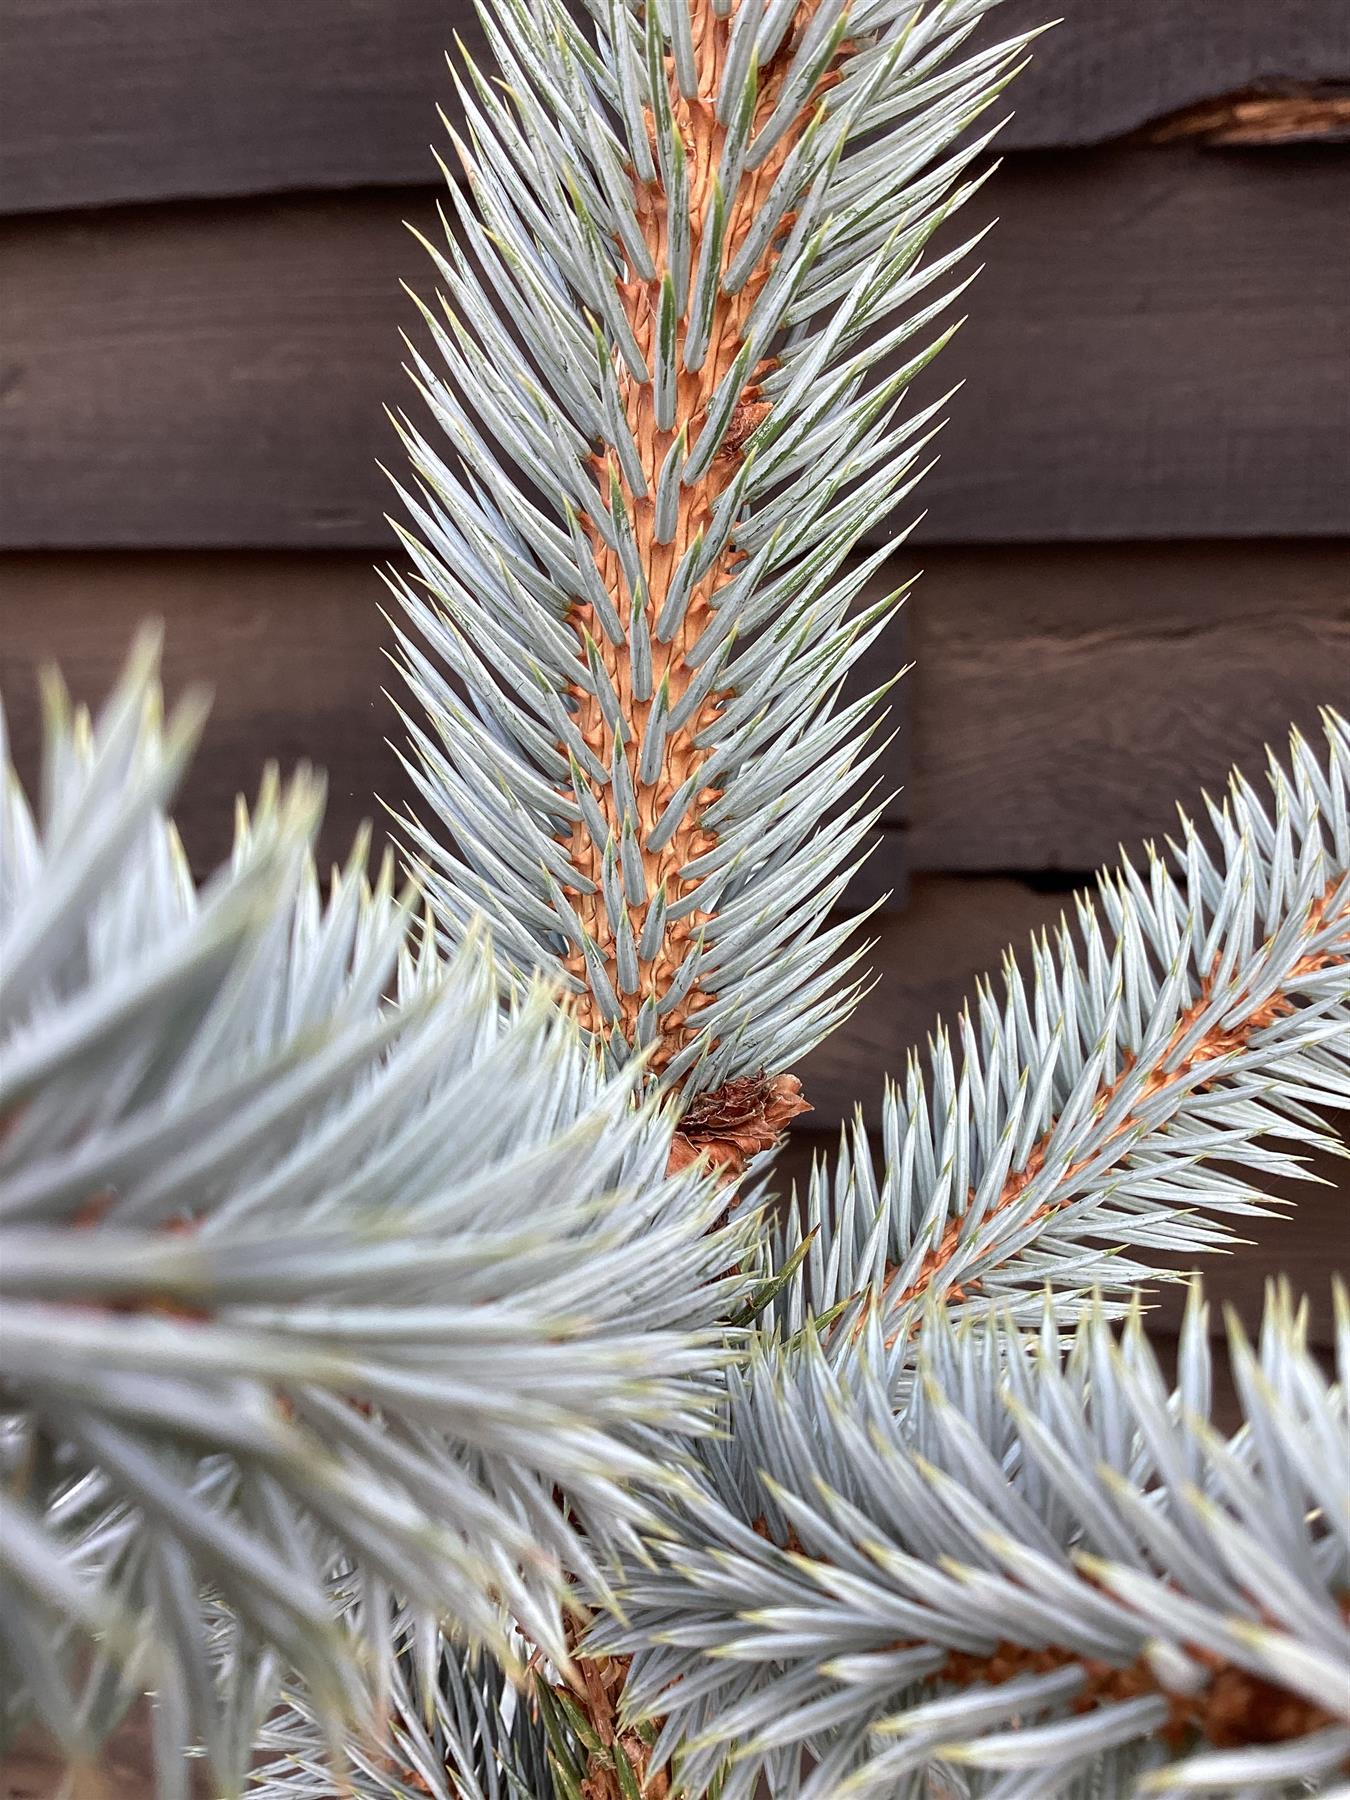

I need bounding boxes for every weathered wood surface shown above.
[0,554,404,880]
[5,542,1345,877]
[895,540,1350,870]
[2,0,1344,215]
[991,0,1350,149]
[0,0,487,217]
[0,193,429,552]
[3,151,1348,551]
[869,148,1350,548]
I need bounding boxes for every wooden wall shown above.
[2,0,1348,1373]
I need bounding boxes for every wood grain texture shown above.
[894,540,1350,870]
[1147,91,1350,148]
[3,151,1348,551]
[0,0,491,216]
[0,191,437,552]
[2,1,1345,214]
[0,553,405,880]
[868,148,1350,548]
[991,0,1350,150]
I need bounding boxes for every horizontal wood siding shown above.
[873,148,1350,545]
[5,539,1346,873]
[0,0,493,214]
[2,1,1345,211]
[985,0,1350,149]
[0,554,402,879]
[896,540,1350,868]
[4,151,1348,550]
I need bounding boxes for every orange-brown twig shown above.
[562,1,848,1070]
[873,878,1350,1335]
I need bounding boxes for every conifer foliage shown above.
[389,0,1032,1169]
[769,712,1350,1345]
[595,1288,1350,1799]
[0,637,752,1791]
[2,0,1349,1794]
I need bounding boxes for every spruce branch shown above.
[764,713,1350,1343]
[0,637,755,1791]
[592,1285,1350,1798]
[253,1627,658,1800]
[251,1634,556,1799]
[391,0,1033,1166]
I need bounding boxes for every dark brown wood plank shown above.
[0,553,407,880]
[991,0,1350,150]
[869,147,1350,548]
[2,1,1346,213]
[890,540,1350,871]
[0,192,434,551]
[4,152,1347,551]
[0,0,490,216]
